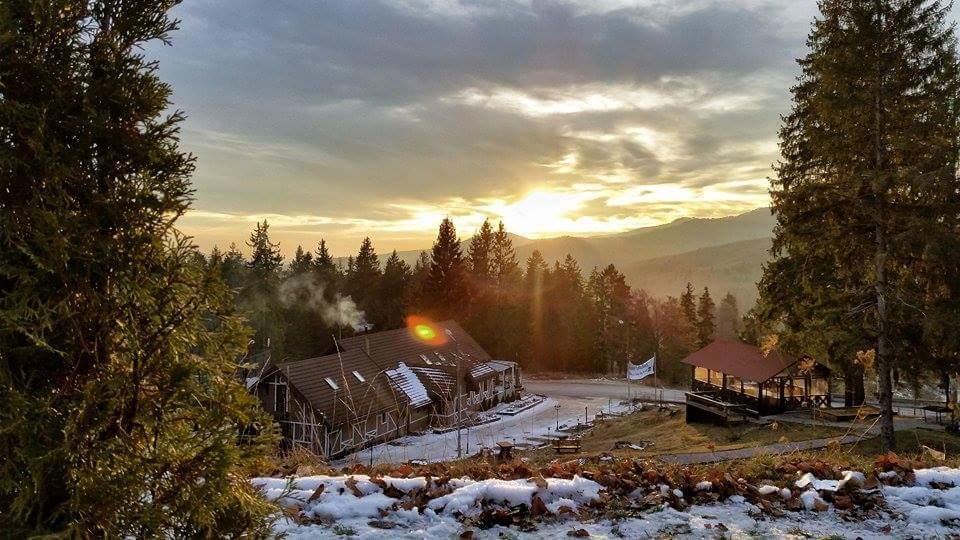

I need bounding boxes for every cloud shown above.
[150,0,953,255]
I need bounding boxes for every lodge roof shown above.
[680,339,824,383]
[274,320,497,425]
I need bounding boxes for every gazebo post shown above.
[758,383,764,416]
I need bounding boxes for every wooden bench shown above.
[553,436,582,454]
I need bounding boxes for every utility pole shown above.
[446,329,463,459]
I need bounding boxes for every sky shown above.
[150,0,959,257]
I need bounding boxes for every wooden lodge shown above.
[681,340,831,422]
[242,321,522,459]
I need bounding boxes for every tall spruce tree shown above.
[242,221,284,353]
[492,221,520,290]
[587,264,631,373]
[424,219,469,318]
[0,1,274,535]
[468,219,495,283]
[378,251,411,329]
[289,244,314,275]
[764,0,960,450]
[696,287,717,348]
[679,283,697,330]
[313,239,338,282]
[717,292,741,340]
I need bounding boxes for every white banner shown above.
[627,357,655,380]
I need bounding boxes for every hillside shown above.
[513,207,774,271]
[621,237,771,305]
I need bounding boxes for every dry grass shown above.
[522,407,850,465]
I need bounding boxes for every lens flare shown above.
[406,315,447,346]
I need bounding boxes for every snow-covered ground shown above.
[253,467,960,539]
[336,384,646,466]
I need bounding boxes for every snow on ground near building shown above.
[253,467,960,539]
[333,390,648,466]
[335,394,639,466]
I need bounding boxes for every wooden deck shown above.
[685,391,751,425]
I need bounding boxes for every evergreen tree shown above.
[468,219,495,283]
[423,219,469,318]
[679,282,697,329]
[246,221,283,278]
[220,242,247,290]
[650,295,697,384]
[242,221,284,352]
[289,244,314,275]
[524,250,549,292]
[696,287,717,348]
[408,250,431,309]
[344,237,380,330]
[313,238,338,283]
[523,250,550,369]
[0,1,274,534]
[492,221,520,290]
[587,264,631,373]
[763,0,960,450]
[717,292,741,340]
[379,251,412,329]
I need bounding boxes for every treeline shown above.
[206,219,742,384]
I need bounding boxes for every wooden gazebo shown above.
[681,340,831,420]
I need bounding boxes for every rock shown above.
[567,529,590,537]
[833,494,853,510]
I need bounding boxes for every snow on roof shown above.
[468,361,497,380]
[385,362,432,409]
[487,360,516,372]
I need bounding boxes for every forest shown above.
[207,218,743,386]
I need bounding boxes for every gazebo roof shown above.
[680,339,815,383]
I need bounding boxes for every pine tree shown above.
[492,221,520,290]
[587,264,631,373]
[696,287,717,348]
[717,292,741,340]
[379,251,412,329]
[408,250,432,308]
[220,242,247,290]
[679,283,697,330]
[313,238,338,283]
[289,244,314,275]
[468,219,495,283]
[246,221,283,278]
[241,221,285,352]
[0,2,274,534]
[423,219,469,318]
[523,250,550,368]
[763,0,960,450]
[524,250,549,292]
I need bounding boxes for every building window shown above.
[324,377,339,390]
[353,371,366,383]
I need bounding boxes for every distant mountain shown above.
[513,207,774,270]
[337,208,775,307]
[622,238,772,306]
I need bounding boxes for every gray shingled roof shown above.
[275,320,495,425]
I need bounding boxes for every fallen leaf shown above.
[307,483,325,502]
